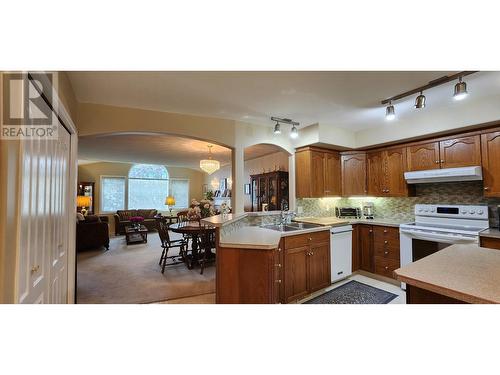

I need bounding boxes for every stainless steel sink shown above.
[261,222,321,232]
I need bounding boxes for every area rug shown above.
[77,233,215,304]
[304,280,398,304]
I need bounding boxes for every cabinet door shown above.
[307,242,331,293]
[341,153,367,196]
[385,147,409,197]
[310,151,325,198]
[439,135,481,169]
[268,175,278,210]
[359,225,374,272]
[283,246,309,303]
[406,142,440,171]
[367,151,385,196]
[481,131,500,197]
[324,152,341,196]
[295,150,312,198]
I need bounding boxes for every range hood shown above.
[404,166,483,184]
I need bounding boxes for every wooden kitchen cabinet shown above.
[295,147,341,198]
[406,135,481,172]
[406,142,440,171]
[359,225,374,272]
[283,230,331,303]
[479,236,500,250]
[367,148,412,197]
[481,131,500,197]
[351,225,360,272]
[439,135,481,169]
[341,152,367,196]
[372,226,400,279]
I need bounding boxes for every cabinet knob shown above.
[275,279,282,284]
[275,263,282,268]
[311,252,314,256]
[440,160,445,163]
[278,248,282,252]
[384,251,389,255]
[383,229,388,233]
[435,160,439,164]
[484,187,489,191]
[385,266,389,270]
[308,237,312,241]
[384,240,388,244]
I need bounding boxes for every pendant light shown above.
[385,101,395,120]
[199,145,220,175]
[453,76,468,101]
[415,91,426,109]
[273,121,281,134]
[290,125,299,138]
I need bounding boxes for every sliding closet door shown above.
[17,118,71,304]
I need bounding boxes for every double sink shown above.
[261,222,322,232]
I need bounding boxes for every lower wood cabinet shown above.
[282,230,331,303]
[357,224,400,279]
[479,236,500,250]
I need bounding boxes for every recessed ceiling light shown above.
[454,76,468,101]
[385,102,395,121]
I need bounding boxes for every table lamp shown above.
[165,195,176,214]
[77,195,92,216]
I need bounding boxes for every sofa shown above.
[76,215,110,251]
[113,209,158,235]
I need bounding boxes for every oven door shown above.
[400,228,478,262]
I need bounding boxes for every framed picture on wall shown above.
[244,184,251,195]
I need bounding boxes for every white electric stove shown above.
[399,204,489,289]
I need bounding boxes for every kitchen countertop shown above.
[479,228,500,239]
[294,216,412,228]
[394,244,500,304]
[201,213,246,227]
[219,225,330,250]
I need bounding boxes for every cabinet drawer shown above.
[374,256,400,279]
[284,230,330,249]
[373,226,399,241]
[373,241,400,260]
[479,236,500,250]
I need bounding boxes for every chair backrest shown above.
[155,217,171,246]
[198,224,215,251]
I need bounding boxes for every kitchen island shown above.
[394,244,500,304]
[202,213,331,304]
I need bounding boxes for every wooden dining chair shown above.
[156,217,188,273]
[197,224,216,275]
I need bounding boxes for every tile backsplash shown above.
[297,181,500,228]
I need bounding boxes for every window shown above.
[169,179,189,209]
[128,164,169,211]
[101,176,126,212]
[99,164,192,212]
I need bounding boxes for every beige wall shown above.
[78,161,204,216]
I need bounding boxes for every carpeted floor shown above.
[76,232,215,304]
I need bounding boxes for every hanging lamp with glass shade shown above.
[200,145,220,175]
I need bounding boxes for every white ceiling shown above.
[68,71,500,132]
[78,133,285,169]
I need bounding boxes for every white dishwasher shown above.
[330,225,353,283]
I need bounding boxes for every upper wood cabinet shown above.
[439,135,481,168]
[481,131,500,197]
[406,135,481,171]
[295,147,341,198]
[367,147,412,197]
[341,152,366,196]
[406,142,440,171]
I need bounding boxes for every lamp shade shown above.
[77,195,91,208]
[165,196,176,206]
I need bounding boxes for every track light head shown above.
[385,102,395,121]
[415,92,426,109]
[290,125,299,139]
[454,77,468,101]
[273,121,281,134]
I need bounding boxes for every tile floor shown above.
[298,273,406,304]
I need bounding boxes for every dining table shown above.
[169,221,216,269]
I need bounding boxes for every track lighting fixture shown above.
[415,91,426,109]
[271,117,300,138]
[381,71,477,119]
[273,121,281,134]
[385,102,395,121]
[453,76,468,101]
